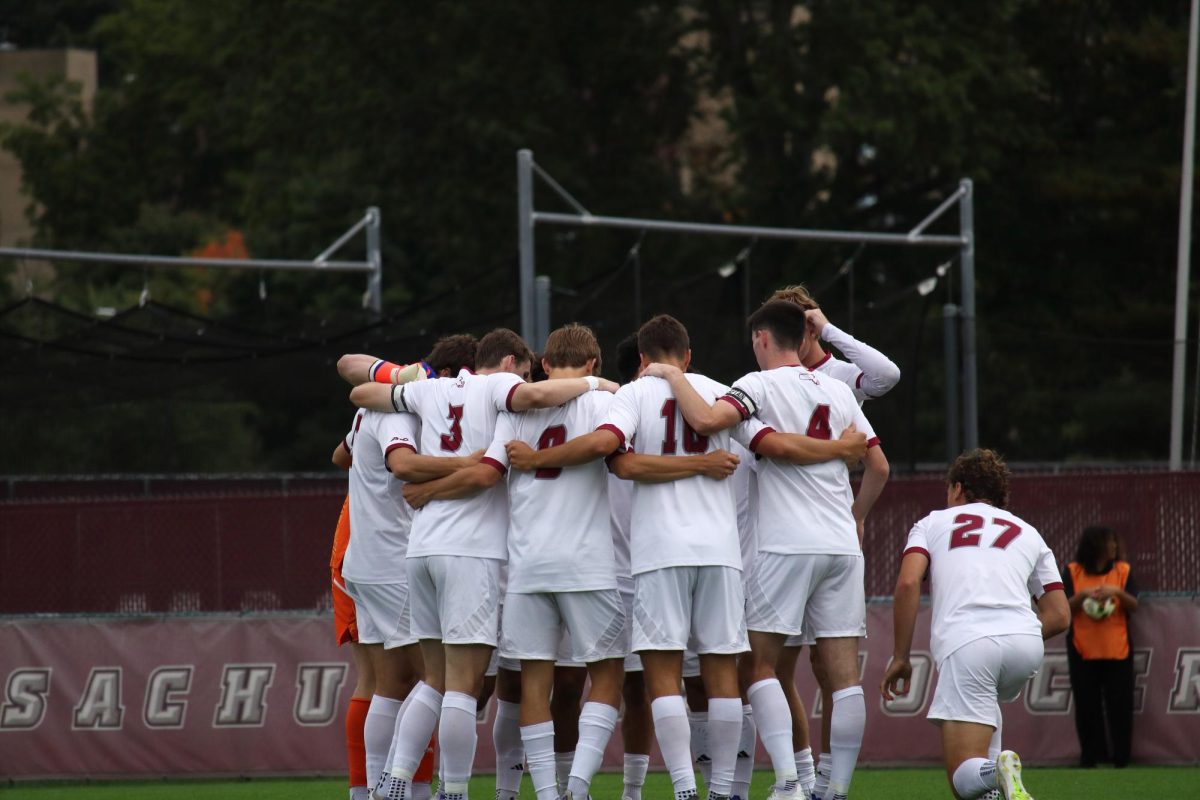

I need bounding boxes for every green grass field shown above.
[4,767,1197,800]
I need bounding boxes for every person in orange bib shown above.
[1063,525,1140,768]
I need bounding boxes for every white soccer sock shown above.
[380,684,422,789]
[520,721,558,800]
[555,750,575,793]
[731,704,757,800]
[623,753,651,800]
[827,686,866,799]
[568,701,619,797]
[365,695,405,792]
[812,752,831,800]
[952,757,998,798]
[987,713,1003,762]
[389,683,443,777]
[795,747,816,794]
[493,700,525,800]
[438,691,479,794]
[688,710,711,789]
[705,698,742,798]
[351,787,371,800]
[651,695,698,794]
[746,678,798,789]
[411,782,432,800]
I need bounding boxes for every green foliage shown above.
[0,0,1193,471]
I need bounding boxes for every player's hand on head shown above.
[640,363,680,380]
[805,307,829,336]
[701,449,740,479]
[880,657,912,702]
[839,425,868,465]
[505,440,537,470]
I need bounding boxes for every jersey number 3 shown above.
[441,404,464,451]
[949,513,1023,550]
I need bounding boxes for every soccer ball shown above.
[1082,596,1116,620]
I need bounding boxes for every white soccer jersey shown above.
[484,392,618,593]
[342,409,421,584]
[600,373,764,575]
[725,365,878,556]
[903,502,1064,665]
[394,368,524,560]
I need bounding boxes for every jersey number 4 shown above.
[949,513,1023,550]
[660,399,708,455]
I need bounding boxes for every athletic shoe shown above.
[765,785,805,800]
[997,751,1034,800]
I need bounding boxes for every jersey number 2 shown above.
[534,425,567,480]
[441,404,464,451]
[949,514,1023,550]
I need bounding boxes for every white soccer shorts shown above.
[343,579,417,649]
[927,634,1044,727]
[501,589,628,663]
[407,555,502,646]
[745,552,866,639]
[632,565,749,655]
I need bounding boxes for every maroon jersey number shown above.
[949,513,1024,550]
[660,399,709,455]
[440,404,464,451]
[534,424,567,480]
[806,404,833,440]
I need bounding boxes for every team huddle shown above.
[329,286,1070,800]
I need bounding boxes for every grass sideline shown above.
[3,767,1196,799]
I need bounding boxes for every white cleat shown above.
[997,751,1034,800]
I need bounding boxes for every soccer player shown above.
[643,301,889,800]
[881,449,1070,800]
[770,284,899,798]
[404,324,629,800]
[339,405,429,794]
[506,315,863,800]
[350,328,617,800]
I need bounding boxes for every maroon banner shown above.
[2,601,1197,779]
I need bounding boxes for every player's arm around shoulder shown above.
[608,449,740,483]
[640,364,738,435]
[508,375,618,412]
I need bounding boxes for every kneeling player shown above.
[881,449,1069,800]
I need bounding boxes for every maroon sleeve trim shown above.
[505,382,521,412]
[384,442,416,456]
[718,394,750,421]
[856,371,865,388]
[1042,581,1064,593]
[596,423,626,448]
[866,436,881,448]
[748,426,777,453]
[342,438,352,454]
[902,546,930,559]
[481,456,507,475]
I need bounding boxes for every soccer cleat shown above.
[997,751,1034,800]
[765,784,805,800]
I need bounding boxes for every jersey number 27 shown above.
[949,513,1022,550]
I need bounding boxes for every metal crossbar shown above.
[516,149,979,450]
